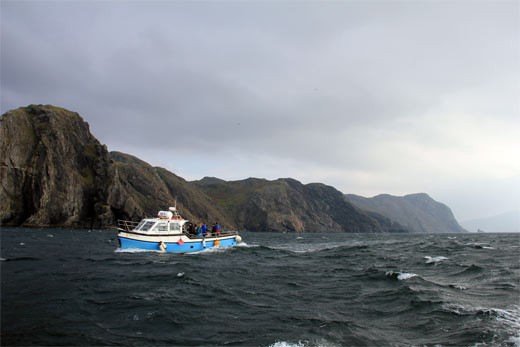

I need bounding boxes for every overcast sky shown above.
[1,0,519,222]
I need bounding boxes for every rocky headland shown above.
[345,193,467,233]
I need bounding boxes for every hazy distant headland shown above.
[461,211,519,233]
[1,105,467,233]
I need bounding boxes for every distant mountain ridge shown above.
[345,193,467,233]
[1,104,463,233]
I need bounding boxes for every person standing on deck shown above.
[211,223,216,236]
[215,222,220,235]
[201,222,207,236]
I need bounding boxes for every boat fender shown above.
[202,239,206,248]
[178,239,184,245]
[214,239,220,246]
[236,236,242,243]
[159,241,167,251]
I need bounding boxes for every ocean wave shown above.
[449,264,484,277]
[424,256,449,265]
[465,242,494,249]
[385,271,418,280]
[236,242,258,248]
[267,339,339,347]
[268,341,306,347]
[266,241,365,254]
[1,256,42,262]
[442,303,520,345]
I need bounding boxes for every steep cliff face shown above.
[345,193,467,233]
[193,177,408,233]
[0,105,230,228]
[0,105,118,227]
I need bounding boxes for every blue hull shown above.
[118,236,238,253]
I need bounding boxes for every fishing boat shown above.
[116,207,242,253]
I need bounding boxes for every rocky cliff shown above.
[0,105,118,228]
[0,105,227,229]
[193,177,408,233]
[345,193,467,233]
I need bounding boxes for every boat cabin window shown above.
[156,222,168,232]
[170,223,181,232]
[138,221,155,232]
[135,220,146,230]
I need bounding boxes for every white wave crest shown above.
[425,255,449,264]
[268,341,306,347]
[236,242,258,248]
[268,338,339,347]
[385,271,418,280]
[398,272,417,280]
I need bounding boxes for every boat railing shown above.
[118,220,140,232]
[184,230,238,239]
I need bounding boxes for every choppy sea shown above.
[1,228,519,346]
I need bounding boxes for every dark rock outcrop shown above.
[0,105,228,228]
[0,105,119,228]
[345,193,467,233]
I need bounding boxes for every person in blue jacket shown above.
[201,222,207,236]
[215,222,220,235]
[196,224,202,237]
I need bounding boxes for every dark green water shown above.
[1,228,519,346]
